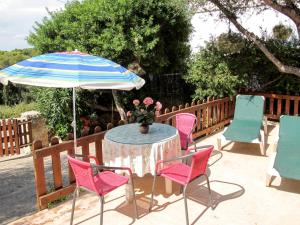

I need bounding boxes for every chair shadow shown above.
[73,150,241,225]
[74,175,245,225]
[209,150,223,167]
[131,173,245,224]
[74,192,137,225]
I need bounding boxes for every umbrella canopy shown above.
[0,50,145,150]
[0,51,145,90]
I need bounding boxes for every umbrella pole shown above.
[72,87,77,152]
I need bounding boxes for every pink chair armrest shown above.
[155,154,194,174]
[95,165,133,176]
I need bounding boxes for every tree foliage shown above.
[0,48,39,105]
[189,0,300,77]
[27,0,192,137]
[28,0,191,75]
[185,36,244,100]
[186,31,300,100]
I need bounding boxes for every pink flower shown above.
[155,101,162,111]
[143,97,154,106]
[126,111,132,117]
[133,99,140,106]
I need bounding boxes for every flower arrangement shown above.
[127,97,162,126]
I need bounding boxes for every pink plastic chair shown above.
[167,113,197,152]
[67,154,138,225]
[149,145,214,225]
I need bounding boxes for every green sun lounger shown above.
[266,115,300,186]
[217,95,267,155]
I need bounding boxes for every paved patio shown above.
[8,122,300,225]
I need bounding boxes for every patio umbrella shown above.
[0,50,145,150]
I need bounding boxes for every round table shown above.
[102,123,181,177]
[102,123,181,200]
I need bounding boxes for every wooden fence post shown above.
[32,140,48,210]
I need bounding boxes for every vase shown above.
[139,124,149,134]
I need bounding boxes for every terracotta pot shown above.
[139,124,149,134]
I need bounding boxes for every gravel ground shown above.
[0,154,36,225]
[0,146,93,225]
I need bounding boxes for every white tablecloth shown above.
[102,123,181,177]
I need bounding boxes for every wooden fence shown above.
[0,119,32,157]
[32,126,107,210]
[259,93,300,120]
[32,93,300,210]
[156,97,235,139]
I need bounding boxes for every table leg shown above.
[165,178,172,194]
[125,178,134,203]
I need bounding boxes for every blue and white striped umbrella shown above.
[0,50,145,149]
[0,51,145,90]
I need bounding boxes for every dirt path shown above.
[0,154,36,225]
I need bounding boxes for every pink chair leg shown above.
[100,196,104,225]
[70,187,79,225]
[183,185,189,225]
[149,174,157,211]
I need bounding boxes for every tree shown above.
[0,48,39,105]
[189,0,300,77]
[185,33,245,100]
[186,31,300,100]
[27,0,192,137]
[28,0,191,74]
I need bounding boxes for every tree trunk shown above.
[112,90,127,121]
[209,0,300,78]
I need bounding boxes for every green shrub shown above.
[0,102,37,118]
[185,41,244,100]
[35,88,88,139]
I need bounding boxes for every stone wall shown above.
[20,111,49,147]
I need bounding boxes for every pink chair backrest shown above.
[67,155,97,192]
[175,113,197,150]
[188,145,214,182]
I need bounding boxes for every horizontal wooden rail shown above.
[245,93,300,120]
[33,127,105,210]
[156,97,235,138]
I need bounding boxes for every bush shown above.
[185,41,244,100]
[0,102,37,118]
[35,88,90,139]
